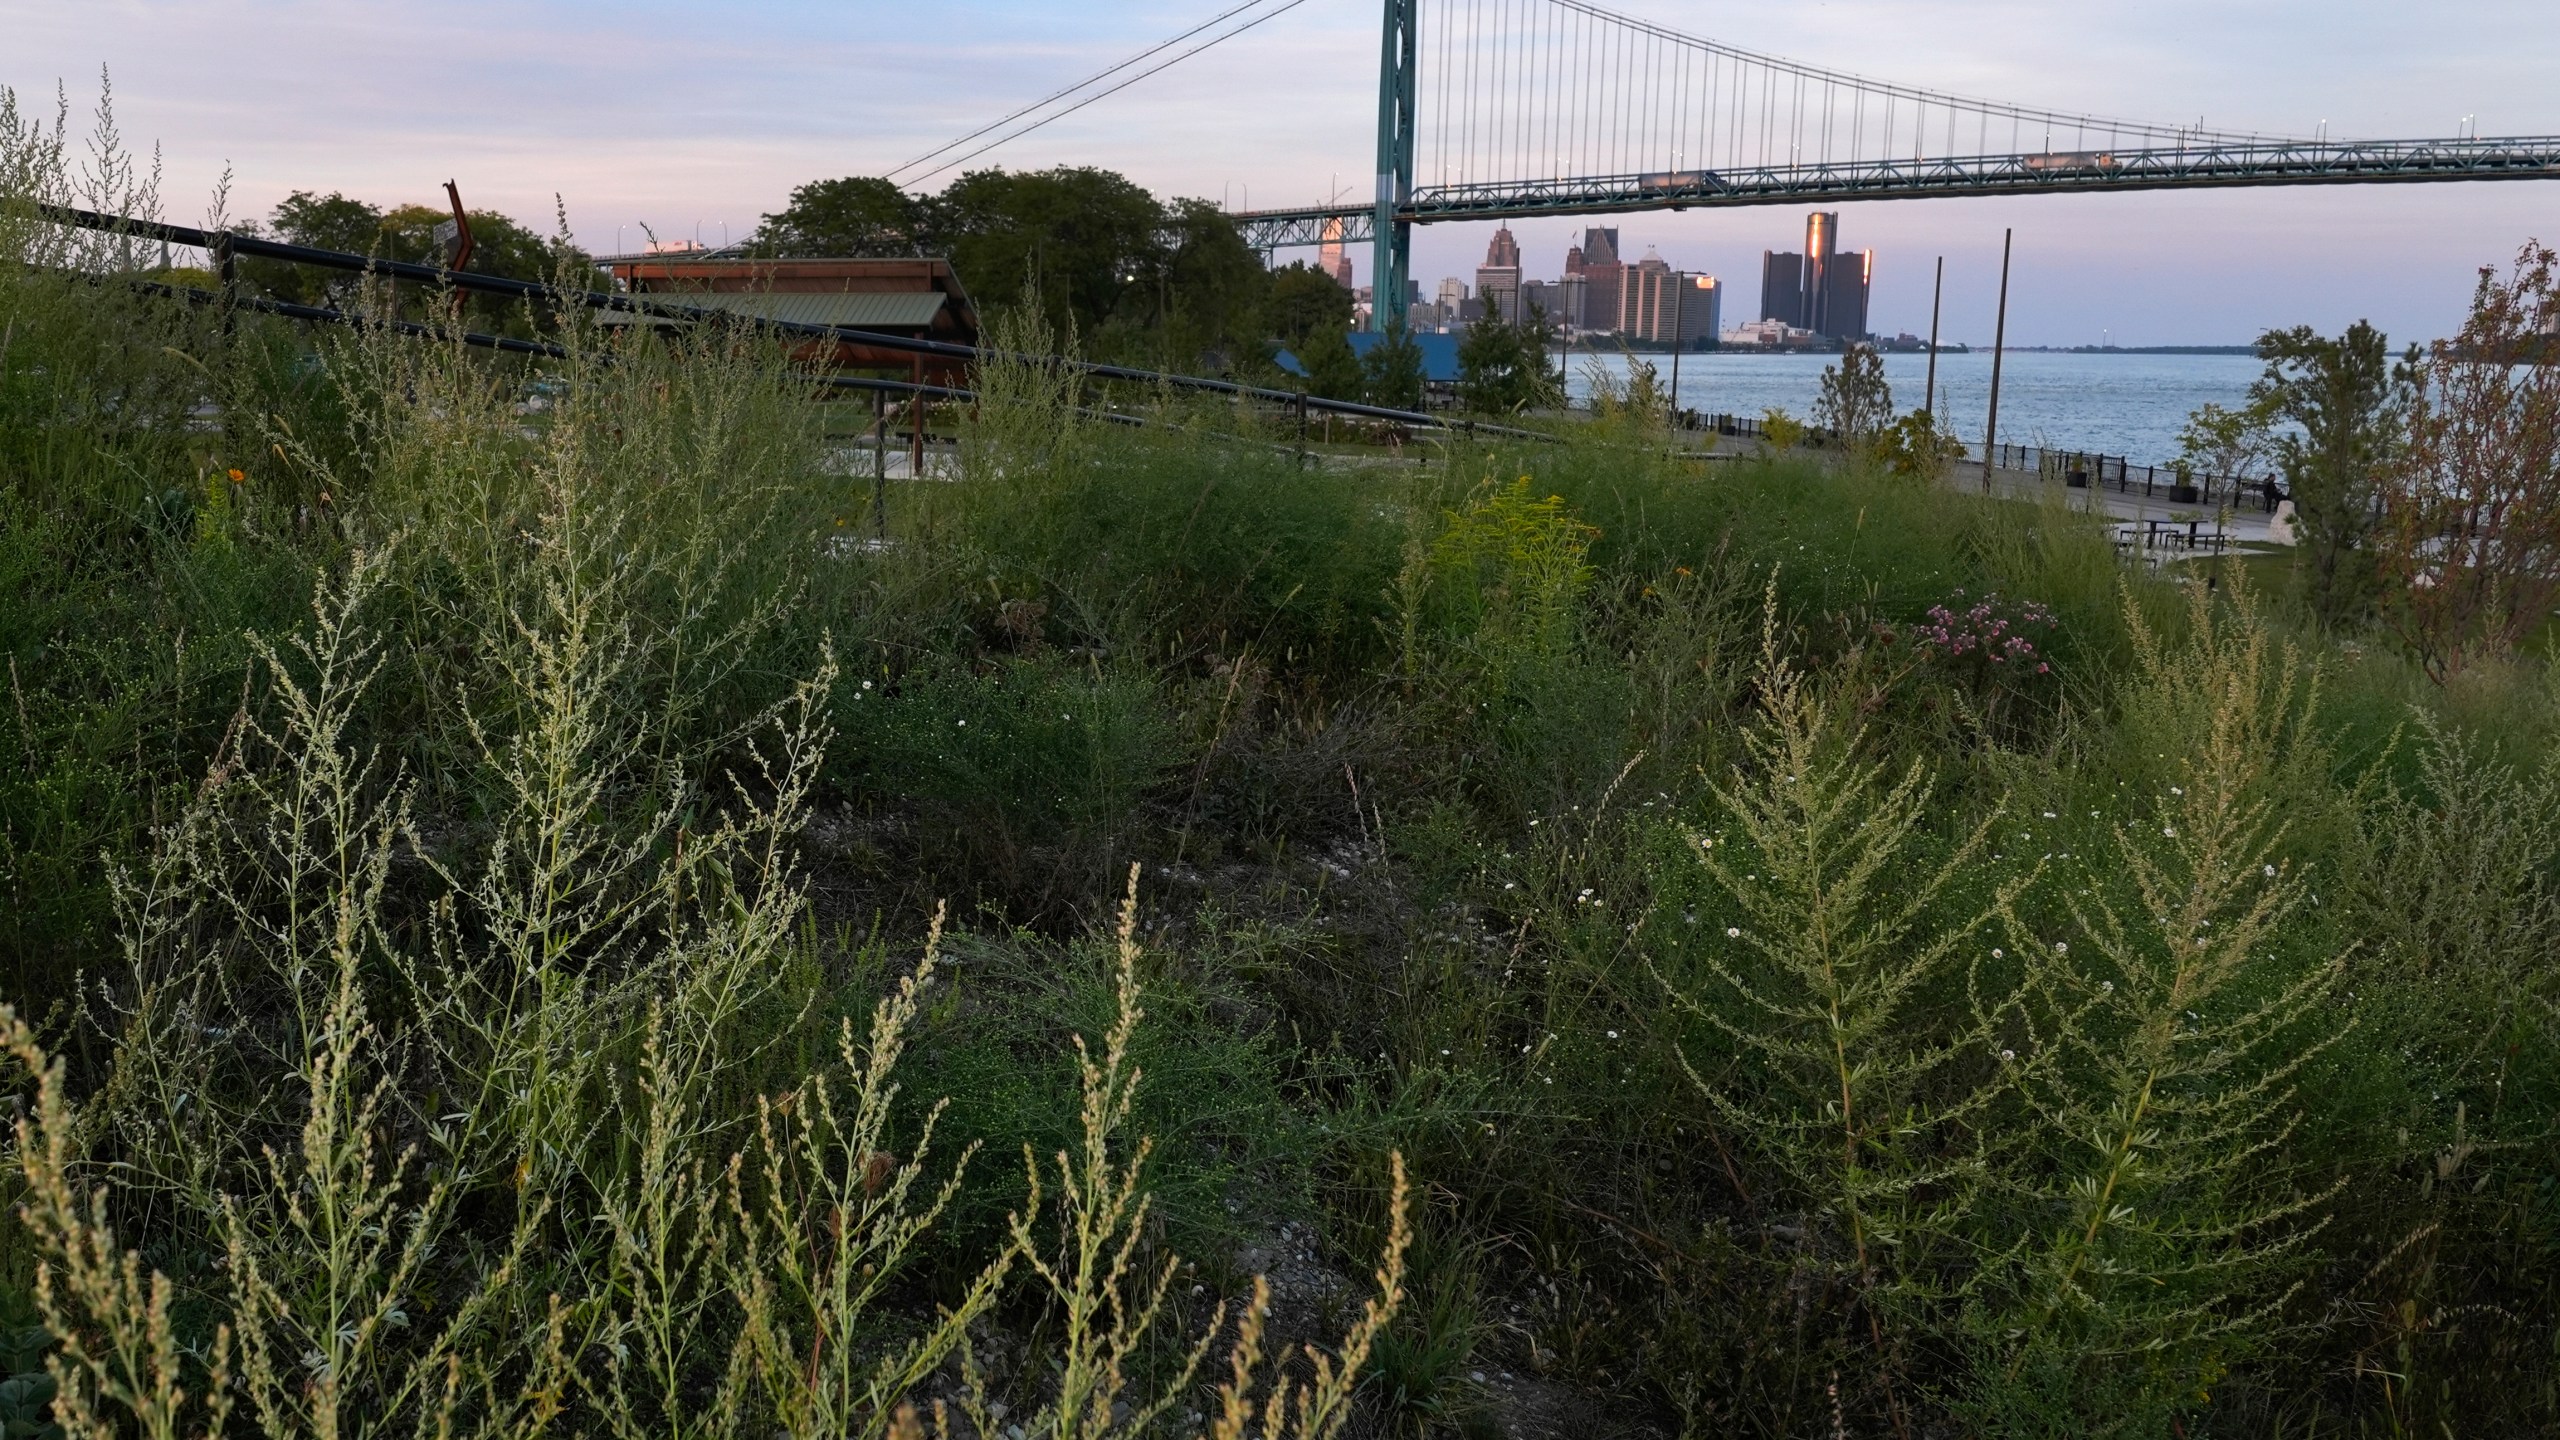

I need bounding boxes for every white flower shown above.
[2170,785,2184,795]
[1992,948,2005,959]
[1999,1049,2016,1062]
[2054,941,2069,954]
[2263,864,2278,878]
[1606,1029,1619,1039]
[2162,826,2176,837]
[1725,926,1742,938]
[2100,980,2114,992]
[861,679,873,689]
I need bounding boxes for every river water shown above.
[1565,349,2264,468]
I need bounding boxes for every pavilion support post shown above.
[872,384,888,540]
[910,356,925,479]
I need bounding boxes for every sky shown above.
[10,0,2559,346]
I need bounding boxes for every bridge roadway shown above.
[1232,134,2560,250]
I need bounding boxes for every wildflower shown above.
[225,467,244,482]
[2054,941,2069,954]
[2263,864,2277,878]
[1999,1049,2015,1062]
[1725,927,1741,938]
[1992,947,2005,958]
[1606,1029,1619,1039]
[2162,826,2177,837]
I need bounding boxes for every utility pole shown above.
[1923,255,1944,416]
[1370,0,1419,333]
[1982,228,2012,493]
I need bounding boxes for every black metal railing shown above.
[38,203,1560,445]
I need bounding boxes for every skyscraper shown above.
[1566,228,1623,333]
[1617,249,1674,339]
[1823,249,1873,341]
[1763,213,1873,340]
[1318,216,1354,291]
[1617,254,1724,346]
[1760,251,1805,328]
[1475,226,1522,324]
[1435,276,1471,331]
[1803,212,1840,335]
[1675,274,1722,347]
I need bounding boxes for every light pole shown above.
[1982,228,2013,493]
[1669,273,1686,431]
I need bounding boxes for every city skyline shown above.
[11,0,2560,345]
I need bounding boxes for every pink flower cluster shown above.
[1913,591,2057,675]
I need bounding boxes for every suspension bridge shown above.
[1217,0,2560,328]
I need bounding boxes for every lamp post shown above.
[1982,228,2013,493]
[1669,274,1686,433]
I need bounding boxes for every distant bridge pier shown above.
[1370,0,1418,332]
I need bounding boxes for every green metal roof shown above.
[603,290,948,329]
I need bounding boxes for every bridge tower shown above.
[1370,0,1418,331]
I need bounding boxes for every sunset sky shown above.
[13,0,2559,345]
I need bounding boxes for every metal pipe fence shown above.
[38,202,1561,444]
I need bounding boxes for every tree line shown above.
[2169,241,2560,680]
[233,169,1596,414]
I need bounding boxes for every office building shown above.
[1675,274,1722,346]
[1618,253,1723,346]
[1823,249,1873,342]
[1434,277,1474,332]
[1803,212,1840,334]
[1565,227,1624,333]
[1760,250,1805,328]
[1760,212,1872,340]
[1548,273,1589,332]
[1517,278,1549,325]
[1474,227,1522,324]
[1318,216,1354,291]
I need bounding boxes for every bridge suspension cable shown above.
[888,0,1313,189]
[1422,0,2280,194]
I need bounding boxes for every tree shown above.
[935,166,1167,336]
[752,175,929,255]
[2175,398,2278,484]
[1361,322,1426,411]
[1297,323,1365,404]
[751,167,1293,368]
[2253,321,2420,628]
[1872,407,1965,484]
[1268,261,1353,349]
[2378,240,2560,682]
[1814,342,1894,454]
[1154,198,1271,371]
[1456,300,1562,415]
[255,190,580,331]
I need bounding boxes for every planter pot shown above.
[2169,484,2201,504]
[2066,470,2089,488]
